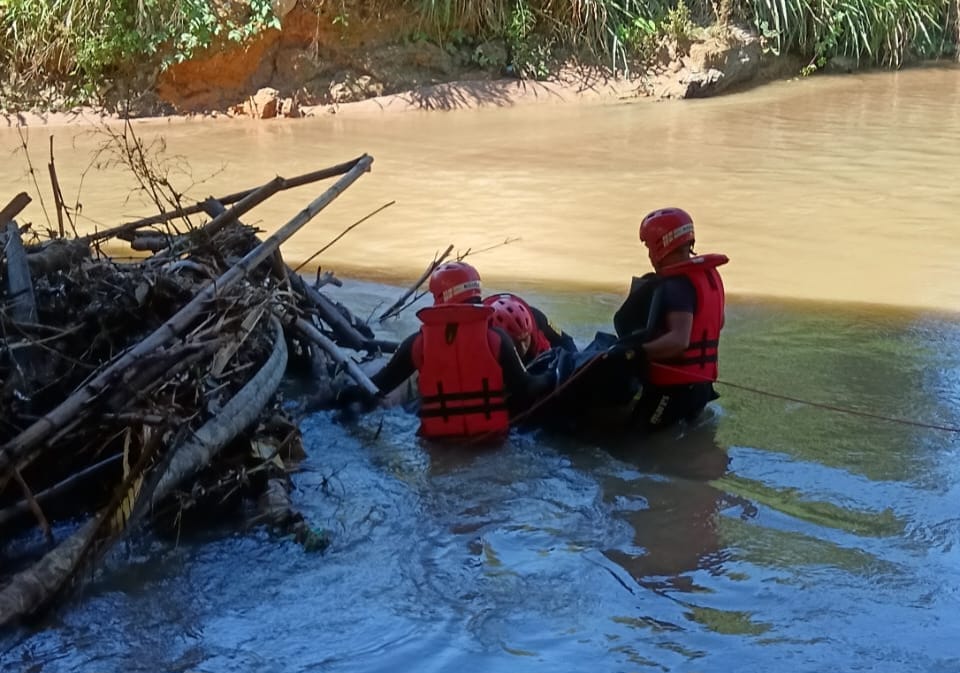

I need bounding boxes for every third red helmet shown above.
[639,207,695,264]
[484,294,534,348]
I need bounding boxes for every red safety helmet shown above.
[639,207,695,264]
[428,261,482,304]
[484,294,534,351]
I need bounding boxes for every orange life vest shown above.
[411,304,510,439]
[647,254,728,386]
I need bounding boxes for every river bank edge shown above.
[2,21,829,128]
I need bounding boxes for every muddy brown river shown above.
[2,66,960,673]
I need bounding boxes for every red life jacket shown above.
[647,254,728,386]
[411,303,510,439]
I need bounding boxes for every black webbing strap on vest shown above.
[421,378,508,420]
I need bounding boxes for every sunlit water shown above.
[2,65,960,310]
[3,67,960,672]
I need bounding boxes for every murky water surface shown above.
[3,68,960,672]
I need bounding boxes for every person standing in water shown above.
[611,207,729,432]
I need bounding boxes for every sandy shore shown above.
[1,67,649,128]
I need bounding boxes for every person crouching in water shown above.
[611,207,728,432]
[484,293,577,365]
[342,261,553,441]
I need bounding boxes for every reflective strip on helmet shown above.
[660,222,694,247]
[442,280,481,302]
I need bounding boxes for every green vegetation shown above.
[0,0,280,108]
[410,0,955,72]
[0,0,956,109]
[747,0,952,72]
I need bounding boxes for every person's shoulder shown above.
[662,274,695,292]
[528,304,562,334]
[660,274,696,311]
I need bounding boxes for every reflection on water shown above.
[2,66,960,310]
[4,274,960,672]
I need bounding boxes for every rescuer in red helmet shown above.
[341,261,554,440]
[428,262,576,360]
[483,292,576,365]
[610,207,729,432]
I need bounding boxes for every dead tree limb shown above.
[287,270,367,350]
[92,176,283,244]
[0,192,31,227]
[4,222,38,324]
[0,454,122,530]
[293,318,379,397]
[85,156,369,243]
[47,137,66,238]
[0,423,165,626]
[0,154,374,483]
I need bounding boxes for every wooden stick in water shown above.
[378,244,454,322]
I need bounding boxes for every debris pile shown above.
[0,153,385,626]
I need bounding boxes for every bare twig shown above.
[14,127,52,231]
[314,270,342,288]
[47,136,78,238]
[378,244,454,323]
[292,200,396,273]
[456,236,522,260]
[12,467,52,543]
[48,136,65,238]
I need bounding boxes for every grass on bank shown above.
[0,0,957,108]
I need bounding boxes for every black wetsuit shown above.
[529,304,578,353]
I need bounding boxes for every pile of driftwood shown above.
[0,154,388,627]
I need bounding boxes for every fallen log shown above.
[0,319,286,626]
[0,518,97,625]
[0,425,165,626]
[0,192,31,227]
[0,154,374,484]
[293,318,379,398]
[149,318,287,505]
[4,222,37,324]
[287,270,368,350]
[0,454,122,530]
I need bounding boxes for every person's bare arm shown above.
[641,311,693,361]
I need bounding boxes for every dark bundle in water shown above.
[0,153,384,627]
